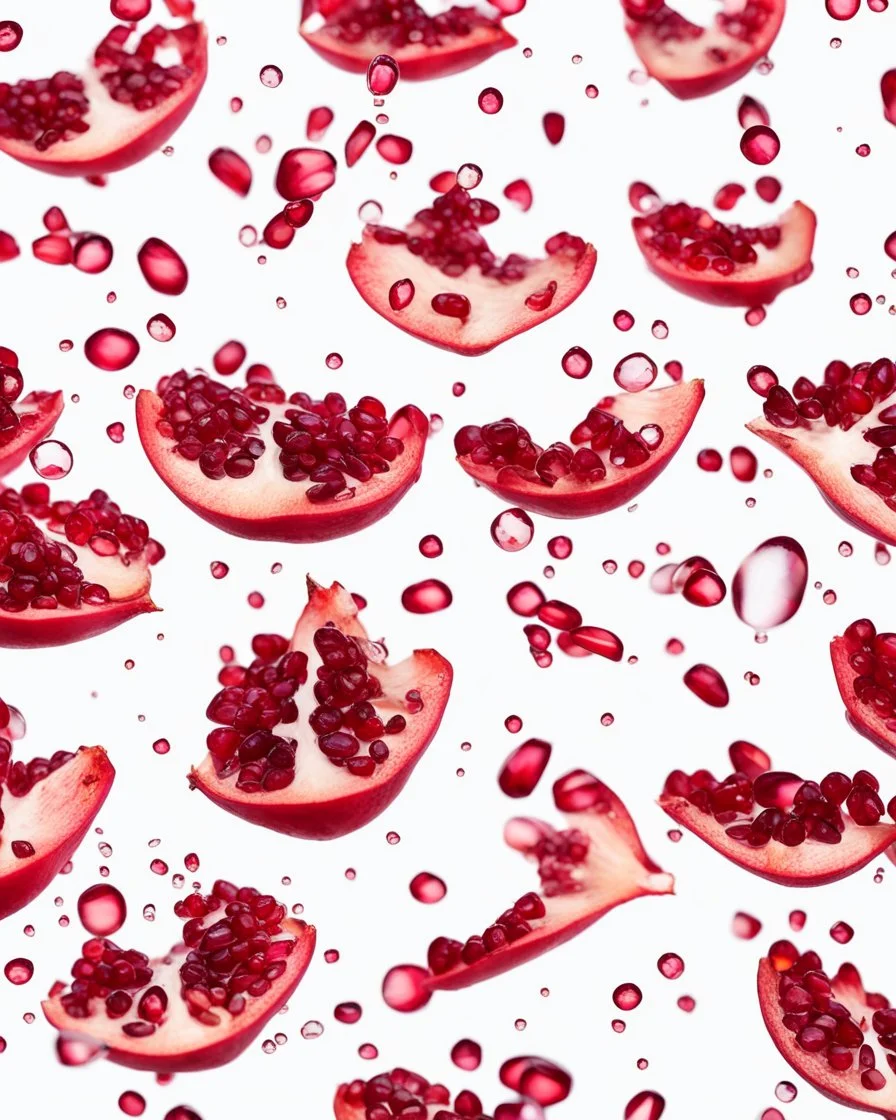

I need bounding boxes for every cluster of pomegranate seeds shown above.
[325,2,495,49]
[0,71,89,152]
[372,185,587,284]
[664,766,894,848]
[634,201,781,274]
[342,1067,486,1120]
[158,370,405,496]
[0,484,163,613]
[0,354,25,444]
[841,619,896,727]
[206,634,308,792]
[770,941,892,1086]
[750,359,896,510]
[59,881,294,1033]
[310,624,408,777]
[0,707,74,851]
[95,25,193,112]
[454,402,662,488]
[624,0,774,43]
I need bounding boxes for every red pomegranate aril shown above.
[208,148,251,196]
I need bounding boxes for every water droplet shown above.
[850,292,872,315]
[456,163,483,189]
[491,508,534,552]
[733,537,808,630]
[260,65,283,88]
[29,439,72,480]
[300,1020,323,1039]
[0,20,23,51]
[614,352,657,392]
[147,314,175,342]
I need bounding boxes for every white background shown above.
[1,0,896,1117]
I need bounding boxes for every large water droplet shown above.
[733,537,808,630]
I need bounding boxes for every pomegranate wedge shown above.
[622,0,785,99]
[0,20,207,178]
[832,619,896,759]
[43,878,315,1072]
[137,373,428,543]
[190,578,453,841]
[759,940,896,1116]
[747,358,896,546]
[347,181,596,356]
[299,0,517,81]
[0,483,163,648]
[391,770,673,1001]
[335,1068,496,1120]
[633,198,816,307]
[661,763,896,887]
[0,346,64,477]
[455,380,704,518]
[0,739,114,920]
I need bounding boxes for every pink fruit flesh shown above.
[347,183,596,356]
[0,483,162,649]
[660,763,896,886]
[759,942,896,1115]
[832,618,896,759]
[0,743,113,919]
[0,360,64,477]
[406,770,673,996]
[633,199,816,307]
[190,579,453,841]
[454,380,704,518]
[334,1068,492,1120]
[747,358,896,546]
[136,373,428,543]
[43,878,315,1072]
[623,0,786,99]
[0,21,207,178]
[300,0,517,81]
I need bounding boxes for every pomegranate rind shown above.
[0,746,113,919]
[43,917,315,1072]
[0,23,208,178]
[831,635,896,758]
[659,789,896,886]
[0,390,64,478]
[190,578,453,841]
[758,955,896,1118]
[425,778,674,992]
[624,1,786,99]
[299,0,516,80]
[346,231,597,356]
[136,392,429,543]
[0,592,158,648]
[747,412,896,546]
[456,380,705,518]
[633,202,816,307]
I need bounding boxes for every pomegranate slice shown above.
[758,940,896,1113]
[0,349,63,477]
[335,1068,494,1120]
[401,770,673,998]
[0,20,207,178]
[0,733,114,920]
[660,762,896,886]
[0,482,163,648]
[454,380,704,518]
[623,0,786,99]
[633,198,816,307]
[747,358,896,545]
[299,1,517,81]
[43,878,315,1072]
[831,618,896,759]
[346,182,596,356]
[137,372,428,543]
[189,579,453,840]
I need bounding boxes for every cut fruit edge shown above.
[0,391,64,477]
[831,635,896,758]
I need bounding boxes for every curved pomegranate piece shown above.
[347,182,596,356]
[831,618,896,759]
[43,878,315,1072]
[136,371,428,543]
[0,738,113,920]
[455,380,704,518]
[393,770,672,999]
[190,578,452,841]
[633,197,816,307]
[660,758,896,886]
[747,358,896,545]
[334,1067,494,1120]
[759,941,896,1114]
[623,0,786,99]
[0,350,63,477]
[0,20,207,178]
[0,482,162,648]
[299,1,517,81]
